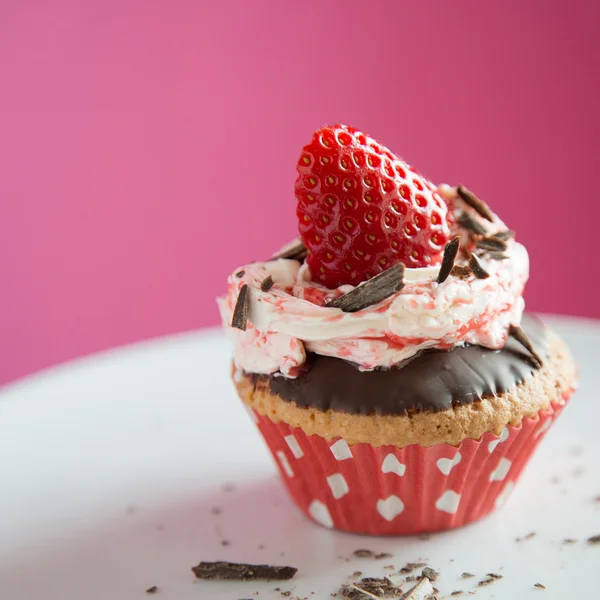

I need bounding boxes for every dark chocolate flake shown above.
[231,284,250,331]
[476,236,508,252]
[420,567,439,582]
[328,264,405,313]
[587,534,600,544]
[457,185,495,221]
[477,577,495,587]
[437,236,460,284]
[235,270,245,278]
[272,239,308,261]
[261,275,274,292]
[487,251,509,261]
[191,561,297,581]
[486,573,503,580]
[509,325,543,368]
[457,211,488,236]
[494,229,515,241]
[469,254,490,279]
[146,586,158,594]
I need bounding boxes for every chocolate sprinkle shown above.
[509,325,543,368]
[469,254,490,279]
[437,236,460,284]
[457,185,494,221]
[476,236,508,252]
[328,264,405,313]
[191,561,297,581]
[457,211,488,236]
[272,238,308,261]
[231,284,250,331]
[260,275,274,292]
[587,534,600,544]
[146,586,158,594]
[451,265,472,279]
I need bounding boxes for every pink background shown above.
[1,1,599,385]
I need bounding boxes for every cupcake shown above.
[217,125,577,535]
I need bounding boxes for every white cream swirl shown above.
[218,194,528,377]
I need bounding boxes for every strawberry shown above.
[295,125,452,288]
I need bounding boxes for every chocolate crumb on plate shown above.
[469,254,490,279]
[375,552,393,560]
[486,573,503,580]
[211,506,223,515]
[260,275,274,292]
[145,586,158,594]
[534,583,547,590]
[509,325,543,368]
[231,284,250,331]
[563,538,577,544]
[353,571,363,577]
[328,264,405,313]
[461,573,475,579]
[587,534,600,544]
[221,540,230,546]
[338,576,403,599]
[451,592,464,596]
[477,577,496,587]
[420,567,439,582]
[353,549,375,558]
[399,562,427,574]
[457,211,488,236]
[401,577,435,600]
[456,185,495,221]
[191,561,297,581]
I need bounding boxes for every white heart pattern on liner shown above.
[308,500,333,528]
[376,495,405,521]
[435,490,461,514]
[488,427,509,453]
[436,452,462,476]
[381,454,406,476]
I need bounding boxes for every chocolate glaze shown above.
[253,314,548,415]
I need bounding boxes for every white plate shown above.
[1,316,599,600]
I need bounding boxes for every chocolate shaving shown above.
[477,577,496,587]
[469,254,490,279]
[328,264,405,313]
[487,251,509,261]
[476,236,508,252]
[235,270,245,278]
[451,265,472,279]
[339,576,403,599]
[399,562,427,574]
[534,583,546,589]
[494,229,515,241]
[146,586,158,594]
[461,573,475,579]
[587,534,600,544]
[451,592,464,596]
[420,567,439,582]
[353,549,375,558]
[486,573,503,580]
[375,553,393,560]
[457,185,494,221]
[457,211,487,236]
[231,284,250,331]
[261,275,274,292]
[509,325,543,368]
[437,236,460,284]
[272,238,308,261]
[402,578,434,600]
[191,561,297,581]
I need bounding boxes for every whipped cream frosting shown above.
[218,187,528,378]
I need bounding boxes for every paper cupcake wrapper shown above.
[246,391,573,535]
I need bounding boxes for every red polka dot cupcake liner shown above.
[247,391,573,535]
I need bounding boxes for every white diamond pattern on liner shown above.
[327,473,349,499]
[376,495,405,521]
[435,490,461,514]
[488,426,509,453]
[276,451,293,478]
[381,454,406,476]
[436,452,462,476]
[494,481,515,508]
[489,457,512,481]
[330,439,352,461]
[308,500,333,528]
[284,435,304,459]
[535,419,552,438]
